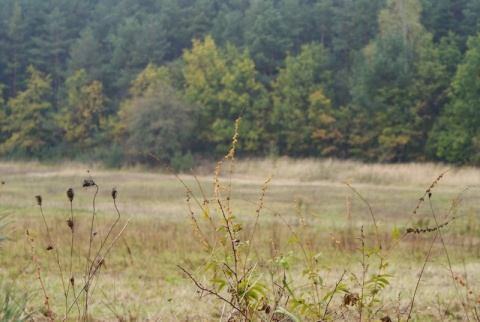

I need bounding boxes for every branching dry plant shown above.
[1,126,480,321]
[25,172,130,321]
[167,119,480,322]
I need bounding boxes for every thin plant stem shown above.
[407,230,437,321]
[66,216,132,318]
[26,229,54,322]
[90,191,121,274]
[37,200,68,315]
[85,181,99,321]
[427,192,470,321]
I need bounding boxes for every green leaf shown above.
[377,278,390,285]
[202,207,210,219]
[313,252,323,261]
[317,276,324,286]
[250,283,267,297]
[287,236,299,244]
[210,278,227,292]
[391,226,400,241]
[246,290,258,301]
[273,307,300,322]
[287,298,302,312]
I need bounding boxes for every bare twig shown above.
[26,229,54,321]
[178,265,251,321]
[324,270,347,318]
[65,216,132,319]
[343,182,381,251]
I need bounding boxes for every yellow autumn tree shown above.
[182,35,269,153]
[0,66,56,157]
[57,69,109,153]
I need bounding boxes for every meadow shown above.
[1,156,480,321]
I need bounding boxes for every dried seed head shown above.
[342,292,359,306]
[1,180,5,185]
[35,195,42,206]
[111,188,117,200]
[66,218,74,232]
[46,244,54,251]
[82,179,95,187]
[66,188,74,202]
[70,276,75,286]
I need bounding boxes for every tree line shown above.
[1,0,480,167]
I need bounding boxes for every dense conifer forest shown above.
[1,0,480,166]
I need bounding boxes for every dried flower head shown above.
[82,179,95,187]
[70,276,75,286]
[66,188,74,202]
[111,188,117,200]
[1,180,5,185]
[342,292,359,306]
[35,195,42,206]
[66,218,74,232]
[46,244,54,251]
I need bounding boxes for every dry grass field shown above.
[1,157,480,321]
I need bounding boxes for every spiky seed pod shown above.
[66,218,74,232]
[66,188,74,202]
[343,292,359,306]
[82,179,95,187]
[111,188,117,200]
[35,195,42,206]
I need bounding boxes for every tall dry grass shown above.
[0,153,480,320]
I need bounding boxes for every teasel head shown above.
[82,179,95,187]
[35,195,42,206]
[66,217,74,232]
[111,188,117,200]
[66,188,74,202]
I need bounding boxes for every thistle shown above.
[66,218,74,232]
[83,179,95,187]
[66,188,74,202]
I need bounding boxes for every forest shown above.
[0,0,480,167]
